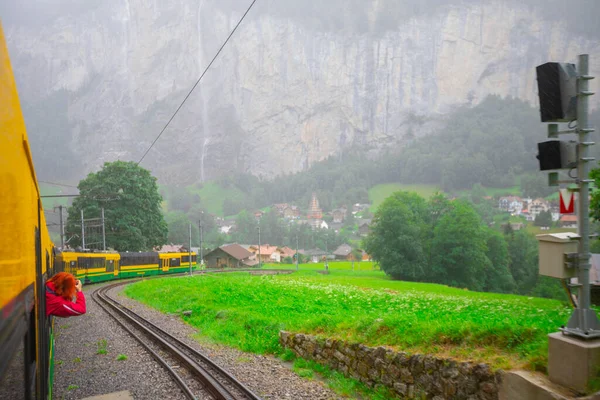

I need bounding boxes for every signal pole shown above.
[536,54,600,394]
[564,54,600,338]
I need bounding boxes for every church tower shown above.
[307,192,323,229]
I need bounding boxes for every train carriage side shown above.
[0,21,55,399]
[158,252,197,275]
[56,251,120,284]
[119,252,161,279]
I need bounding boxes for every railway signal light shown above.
[536,62,578,122]
[536,140,577,171]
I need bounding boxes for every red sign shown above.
[559,189,575,214]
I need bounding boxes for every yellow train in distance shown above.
[55,250,197,283]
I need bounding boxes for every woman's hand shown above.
[75,280,83,292]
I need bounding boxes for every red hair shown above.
[47,272,77,300]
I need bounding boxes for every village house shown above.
[498,196,523,214]
[559,215,578,228]
[304,249,328,263]
[204,244,257,268]
[530,198,551,218]
[253,210,264,219]
[332,208,346,223]
[333,244,356,261]
[249,244,281,263]
[283,205,300,219]
[273,203,289,216]
[358,220,371,236]
[279,247,296,261]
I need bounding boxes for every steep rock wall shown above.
[4,0,599,182]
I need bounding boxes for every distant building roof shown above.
[220,244,253,260]
[333,244,353,257]
[249,244,280,256]
[560,215,578,222]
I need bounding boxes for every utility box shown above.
[536,232,580,278]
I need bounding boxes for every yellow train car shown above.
[0,21,55,399]
[55,251,120,283]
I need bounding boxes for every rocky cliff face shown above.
[4,0,600,183]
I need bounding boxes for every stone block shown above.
[499,370,577,400]
[548,332,600,393]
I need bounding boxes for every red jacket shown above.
[45,281,86,317]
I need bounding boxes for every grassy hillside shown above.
[187,182,246,217]
[368,183,440,210]
[125,268,570,372]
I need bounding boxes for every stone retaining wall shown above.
[280,331,501,399]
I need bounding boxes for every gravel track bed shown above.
[53,279,343,399]
[53,283,186,400]
[108,279,344,400]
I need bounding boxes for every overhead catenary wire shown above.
[39,180,79,188]
[136,0,258,165]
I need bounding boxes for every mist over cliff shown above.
[3,0,599,183]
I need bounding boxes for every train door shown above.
[77,257,89,284]
[162,257,169,272]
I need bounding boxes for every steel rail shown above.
[94,281,261,400]
[91,286,197,399]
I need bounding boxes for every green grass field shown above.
[125,267,571,372]
[368,183,440,211]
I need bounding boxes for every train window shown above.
[192,255,197,263]
[90,258,106,269]
[70,261,76,273]
[77,257,89,270]
[170,257,180,267]
[106,259,114,272]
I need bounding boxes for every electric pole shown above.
[198,220,203,266]
[80,209,85,250]
[296,234,299,271]
[101,208,106,251]
[189,224,193,275]
[57,205,64,248]
[257,225,261,267]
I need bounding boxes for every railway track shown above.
[93,281,262,400]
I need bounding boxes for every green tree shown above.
[430,201,489,291]
[66,161,167,251]
[483,228,516,293]
[534,210,553,227]
[520,172,554,199]
[506,230,539,294]
[165,211,198,245]
[363,192,429,281]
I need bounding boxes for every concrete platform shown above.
[80,390,134,400]
[548,332,600,393]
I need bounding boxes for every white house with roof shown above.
[499,196,523,215]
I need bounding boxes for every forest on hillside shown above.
[171,95,600,216]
